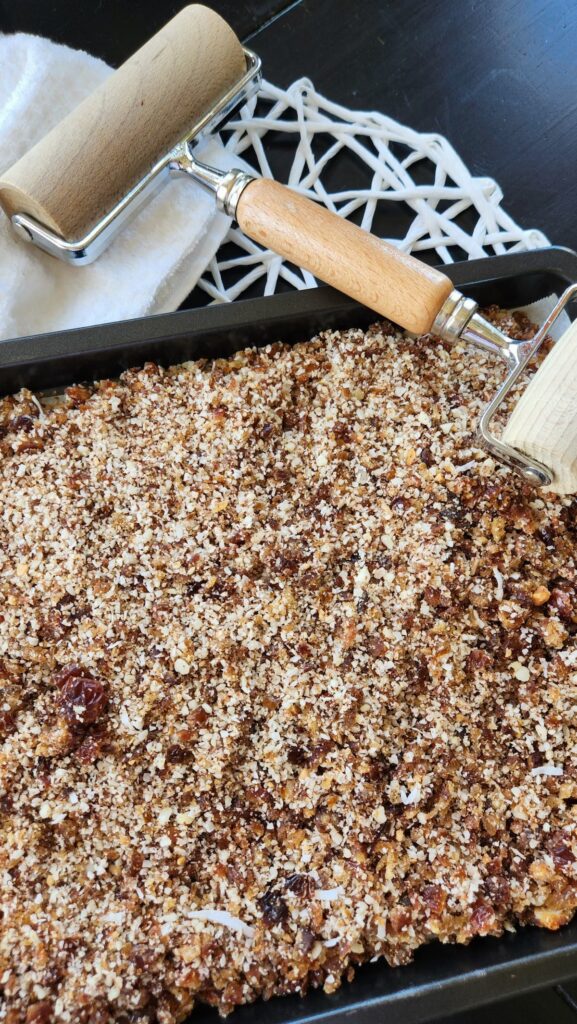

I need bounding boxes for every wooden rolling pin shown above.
[0,4,575,492]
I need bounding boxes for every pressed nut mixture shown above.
[0,311,576,1024]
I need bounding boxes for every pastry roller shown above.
[1,5,575,495]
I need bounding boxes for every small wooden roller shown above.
[502,318,577,495]
[0,5,246,240]
[0,4,576,495]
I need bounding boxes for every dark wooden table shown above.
[2,0,576,251]
[0,0,575,1020]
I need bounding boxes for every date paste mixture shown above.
[0,311,575,1023]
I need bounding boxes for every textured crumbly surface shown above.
[0,311,576,1024]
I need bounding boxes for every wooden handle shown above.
[502,320,577,494]
[0,5,245,240]
[236,179,453,333]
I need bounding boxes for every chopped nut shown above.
[531,585,551,606]
[491,517,506,542]
[529,861,555,882]
[534,907,569,930]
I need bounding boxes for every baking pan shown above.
[1,245,577,1024]
[2,246,577,396]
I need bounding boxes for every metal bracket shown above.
[10,48,262,265]
[433,285,577,488]
[478,283,577,489]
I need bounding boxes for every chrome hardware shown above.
[433,290,513,358]
[10,48,261,265]
[432,290,477,344]
[433,285,577,489]
[172,152,254,217]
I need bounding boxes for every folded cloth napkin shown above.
[0,32,243,342]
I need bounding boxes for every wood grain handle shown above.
[502,320,577,494]
[0,5,245,240]
[236,179,453,333]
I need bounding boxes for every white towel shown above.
[0,32,241,341]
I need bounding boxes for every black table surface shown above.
[1,0,576,251]
[0,1,576,1021]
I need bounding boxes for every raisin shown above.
[423,586,448,608]
[0,710,16,738]
[537,526,554,547]
[300,928,316,952]
[9,414,35,433]
[258,888,288,927]
[420,446,434,466]
[26,1002,52,1024]
[55,665,107,727]
[470,900,494,933]
[548,832,575,869]
[190,707,208,727]
[549,588,575,621]
[65,385,91,407]
[483,875,510,906]
[282,411,299,430]
[285,873,315,899]
[261,422,274,438]
[389,907,411,934]
[74,735,103,764]
[409,659,430,688]
[288,745,307,766]
[166,744,188,764]
[466,649,493,673]
[307,738,333,766]
[129,850,144,876]
[421,884,446,915]
[367,636,388,658]
[0,794,13,815]
[332,422,353,443]
[17,437,44,453]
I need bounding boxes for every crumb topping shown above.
[0,310,575,1023]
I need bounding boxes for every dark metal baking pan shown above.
[2,246,577,395]
[1,246,576,1023]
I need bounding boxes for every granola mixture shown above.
[0,312,576,1024]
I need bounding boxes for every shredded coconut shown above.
[316,887,345,902]
[188,909,255,938]
[453,459,478,474]
[400,783,422,806]
[493,567,504,602]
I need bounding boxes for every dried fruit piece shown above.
[258,889,288,927]
[26,1001,52,1024]
[420,884,446,916]
[549,587,575,621]
[55,665,107,727]
[74,735,104,764]
[285,873,315,899]
[65,385,92,407]
[10,415,35,433]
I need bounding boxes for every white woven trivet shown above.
[199,78,549,303]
